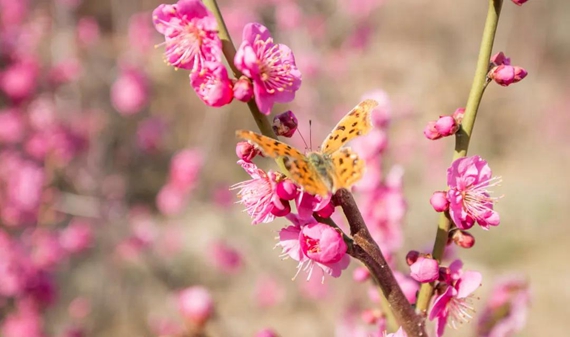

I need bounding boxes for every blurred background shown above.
[0,0,566,336]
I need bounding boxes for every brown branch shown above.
[335,189,427,337]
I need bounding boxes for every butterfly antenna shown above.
[296,128,309,152]
[309,120,313,151]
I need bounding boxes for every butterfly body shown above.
[236,99,378,197]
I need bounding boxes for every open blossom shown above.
[190,62,233,107]
[152,0,221,71]
[235,23,301,114]
[429,260,482,337]
[277,214,349,281]
[447,155,501,230]
[231,160,287,224]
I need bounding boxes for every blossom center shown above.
[305,237,320,254]
[254,36,294,94]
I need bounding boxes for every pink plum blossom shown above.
[353,267,370,282]
[136,117,165,153]
[511,0,528,6]
[190,62,233,107]
[277,214,350,281]
[0,58,39,102]
[231,160,286,224]
[76,17,100,47]
[429,259,482,337]
[235,23,301,114]
[177,286,214,326]
[235,141,260,162]
[59,220,93,254]
[169,148,203,193]
[253,275,285,308]
[156,184,187,215]
[152,0,221,71]
[447,155,501,230]
[489,52,527,86]
[450,229,476,249]
[434,115,458,137]
[128,12,154,54]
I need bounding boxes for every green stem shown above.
[415,0,503,314]
[202,0,276,139]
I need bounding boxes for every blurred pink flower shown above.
[110,66,149,115]
[384,327,408,337]
[352,129,388,160]
[190,62,233,107]
[0,58,39,102]
[341,0,386,19]
[255,328,279,337]
[277,214,350,281]
[76,17,100,47]
[169,148,203,193]
[253,275,285,308]
[153,0,221,71]
[6,160,44,212]
[128,12,154,54]
[0,109,25,144]
[235,23,301,114]
[48,58,82,85]
[447,155,500,230]
[231,160,285,224]
[148,317,184,336]
[393,271,419,304]
[0,0,29,28]
[136,117,165,153]
[27,97,56,130]
[353,267,370,283]
[409,257,439,283]
[156,183,187,216]
[28,229,64,270]
[209,241,243,274]
[429,259,482,337]
[59,220,92,254]
[68,297,91,319]
[177,286,214,326]
[477,275,530,337]
[1,301,43,337]
[275,1,301,31]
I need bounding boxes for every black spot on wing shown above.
[339,158,344,165]
[336,125,346,131]
[341,137,348,143]
[351,122,358,127]
[334,135,339,140]
[349,129,356,134]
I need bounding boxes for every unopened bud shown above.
[450,229,476,249]
[272,110,298,138]
[434,115,458,137]
[232,76,254,102]
[409,257,439,283]
[423,121,442,140]
[452,108,466,124]
[511,0,528,6]
[178,286,214,327]
[513,66,528,82]
[490,51,510,66]
[236,141,260,162]
[430,191,449,212]
[406,250,420,266]
[275,179,298,200]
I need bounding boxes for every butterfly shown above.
[236,99,378,197]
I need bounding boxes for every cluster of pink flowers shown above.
[0,2,98,335]
[153,0,302,112]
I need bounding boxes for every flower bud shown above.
[434,115,458,137]
[513,66,528,82]
[272,110,298,138]
[353,267,370,282]
[275,179,298,200]
[490,51,510,66]
[236,141,260,162]
[405,250,420,266]
[423,121,442,140]
[430,191,449,212]
[232,76,254,102]
[450,229,476,248]
[315,200,335,218]
[452,108,466,124]
[491,65,516,86]
[511,0,528,6]
[270,199,291,217]
[177,286,214,327]
[409,257,439,283]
